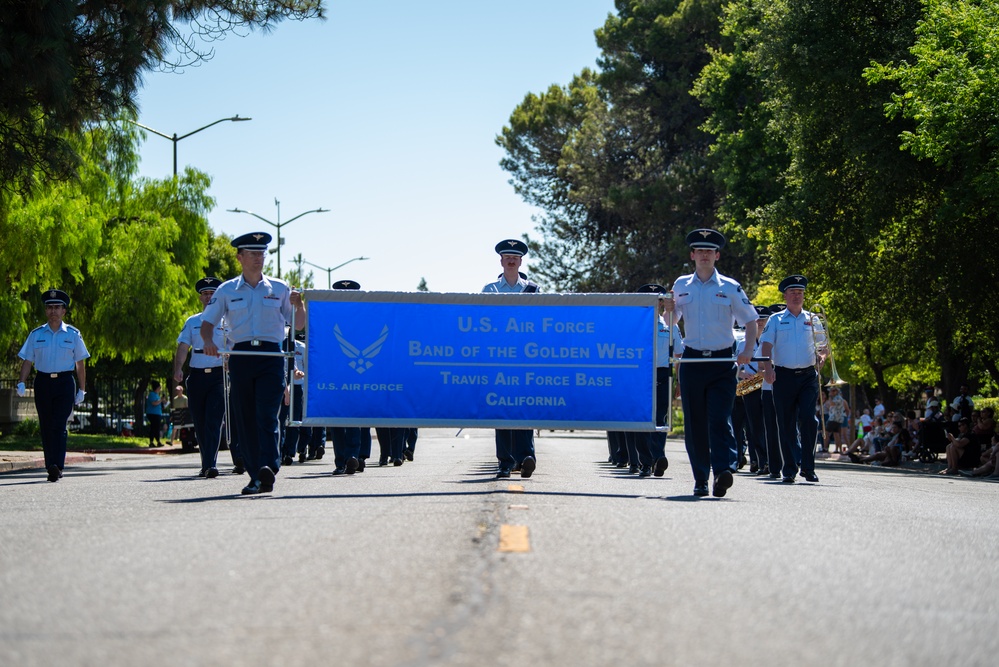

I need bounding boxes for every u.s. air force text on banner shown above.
[301,292,659,430]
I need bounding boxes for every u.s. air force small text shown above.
[315,383,403,391]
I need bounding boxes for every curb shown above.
[0,453,97,473]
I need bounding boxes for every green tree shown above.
[865,0,999,388]
[497,1,750,292]
[696,0,966,403]
[0,1,324,200]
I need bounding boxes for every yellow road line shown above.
[498,525,530,552]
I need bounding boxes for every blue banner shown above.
[302,292,658,429]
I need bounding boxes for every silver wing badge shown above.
[333,324,389,374]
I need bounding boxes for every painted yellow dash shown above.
[507,484,524,493]
[498,525,530,552]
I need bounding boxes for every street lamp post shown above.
[127,115,251,176]
[228,199,330,279]
[302,257,370,289]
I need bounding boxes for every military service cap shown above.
[196,277,222,293]
[231,232,272,250]
[685,228,726,250]
[42,289,70,307]
[778,275,808,292]
[495,239,529,256]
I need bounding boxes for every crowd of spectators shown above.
[837,385,997,480]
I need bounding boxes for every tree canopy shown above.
[498,0,999,400]
[0,1,324,199]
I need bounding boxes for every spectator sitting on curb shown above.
[845,417,886,460]
[959,433,999,478]
[939,417,979,475]
[856,420,910,467]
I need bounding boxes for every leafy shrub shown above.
[13,419,39,437]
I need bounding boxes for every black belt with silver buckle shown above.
[776,366,815,375]
[42,371,73,379]
[189,367,218,374]
[233,340,280,352]
[684,347,733,358]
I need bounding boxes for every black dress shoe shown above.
[198,469,207,478]
[393,458,403,466]
[653,456,669,477]
[757,465,770,477]
[345,457,359,474]
[693,482,709,497]
[315,446,325,460]
[258,466,276,493]
[713,470,734,497]
[802,472,819,483]
[403,448,414,461]
[615,461,627,468]
[357,459,366,472]
[299,452,307,463]
[638,465,652,478]
[332,467,347,476]
[232,465,245,475]
[47,465,61,482]
[750,462,759,474]
[512,462,522,473]
[769,472,780,480]
[628,464,639,474]
[206,467,219,479]
[378,458,388,466]
[782,476,796,483]
[496,468,512,478]
[282,456,294,467]
[241,481,262,495]
[738,456,748,470]
[520,456,536,479]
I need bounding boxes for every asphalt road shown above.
[1,429,996,667]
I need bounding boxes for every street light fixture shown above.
[127,115,251,176]
[302,257,370,289]
[228,199,330,279]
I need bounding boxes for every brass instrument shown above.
[736,371,765,396]
[810,304,847,388]
[809,304,846,447]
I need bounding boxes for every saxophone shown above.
[736,371,764,396]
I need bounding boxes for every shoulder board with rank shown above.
[30,324,47,333]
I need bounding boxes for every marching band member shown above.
[16,289,89,482]
[173,277,227,478]
[662,229,758,497]
[635,283,683,477]
[483,239,539,479]
[201,232,306,495]
[760,276,827,483]
[738,306,772,475]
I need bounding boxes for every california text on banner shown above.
[300,292,658,430]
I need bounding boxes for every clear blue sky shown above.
[133,1,617,292]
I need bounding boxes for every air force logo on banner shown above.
[333,324,390,374]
